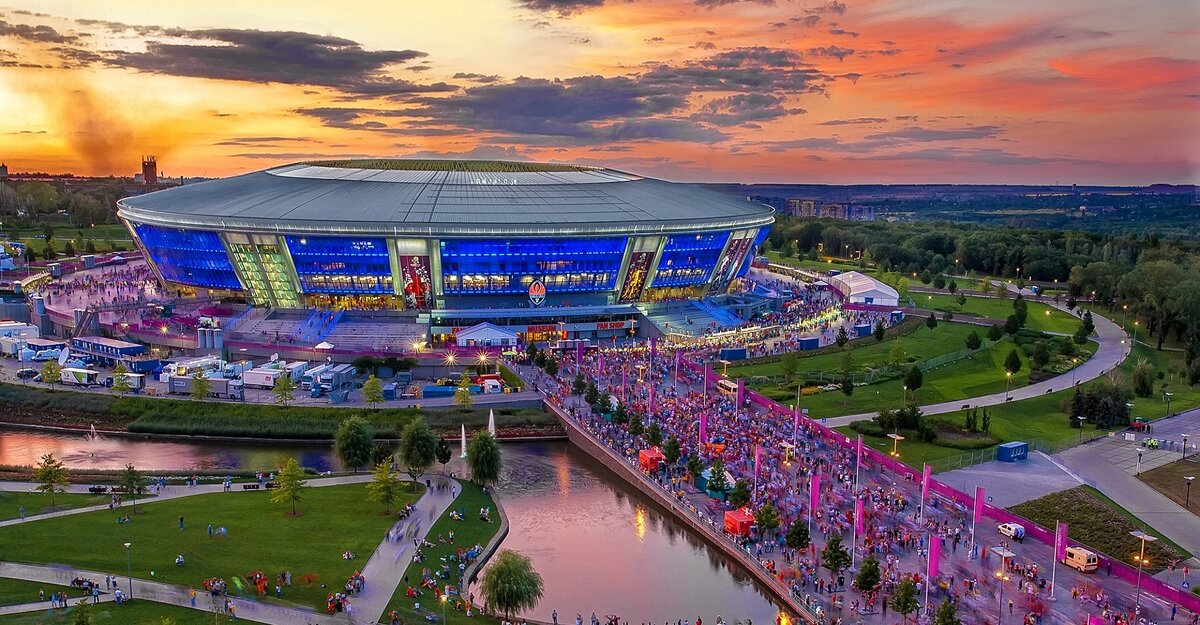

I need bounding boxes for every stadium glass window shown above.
[285,235,393,294]
[653,231,730,287]
[439,237,627,295]
[132,224,241,290]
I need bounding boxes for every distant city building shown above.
[141,156,158,186]
[0,163,7,179]
[786,198,875,221]
[786,199,817,217]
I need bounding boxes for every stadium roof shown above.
[118,160,774,237]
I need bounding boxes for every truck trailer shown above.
[243,368,284,389]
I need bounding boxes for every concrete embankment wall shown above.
[543,399,810,622]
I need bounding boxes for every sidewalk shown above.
[0,594,115,617]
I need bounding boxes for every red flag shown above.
[929,534,942,578]
[1055,521,1070,561]
[973,486,987,524]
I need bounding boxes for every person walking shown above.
[18,506,24,520]
[553,610,559,625]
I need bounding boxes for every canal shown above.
[0,429,780,622]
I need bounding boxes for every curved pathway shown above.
[822,297,1130,427]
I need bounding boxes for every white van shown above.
[1062,546,1098,573]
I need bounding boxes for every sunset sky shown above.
[0,0,1196,183]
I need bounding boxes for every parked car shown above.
[16,368,39,379]
[998,523,1026,541]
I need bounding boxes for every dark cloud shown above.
[0,19,81,43]
[214,136,309,146]
[103,29,455,97]
[829,28,858,37]
[516,0,605,14]
[894,115,919,121]
[692,41,717,50]
[5,130,47,135]
[807,45,855,61]
[791,15,821,27]
[863,125,1003,142]
[805,1,847,15]
[848,147,1101,166]
[453,72,501,83]
[817,117,887,125]
[645,36,665,43]
[695,0,775,8]
[691,93,804,126]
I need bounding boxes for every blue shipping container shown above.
[996,441,1028,463]
[719,347,749,361]
[799,337,820,351]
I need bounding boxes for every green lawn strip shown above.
[0,490,113,521]
[835,425,966,465]
[763,252,870,274]
[1118,343,1200,419]
[916,293,1079,334]
[383,481,499,625]
[730,322,981,380]
[1009,486,1187,572]
[0,483,422,611]
[758,336,1033,417]
[1136,459,1200,515]
[0,578,88,606]
[0,598,262,624]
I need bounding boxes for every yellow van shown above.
[1063,546,1098,572]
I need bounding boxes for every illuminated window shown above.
[285,235,393,294]
[132,224,241,290]
[439,238,626,294]
[653,231,730,287]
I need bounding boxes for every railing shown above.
[918,340,996,372]
[927,447,997,473]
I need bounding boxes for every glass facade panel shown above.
[439,237,627,295]
[653,231,730,287]
[285,235,393,294]
[132,224,241,290]
[228,242,299,307]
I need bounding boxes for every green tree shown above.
[454,373,474,410]
[755,502,781,537]
[890,577,920,623]
[85,239,96,254]
[360,374,383,409]
[1132,358,1154,397]
[646,422,663,447]
[467,430,503,487]
[981,407,992,433]
[572,371,586,395]
[785,520,810,550]
[110,362,132,396]
[874,319,886,343]
[17,181,58,213]
[40,360,61,386]
[72,598,93,625]
[399,418,438,480]
[33,453,68,509]
[1004,314,1022,335]
[686,452,704,480]
[335,416,375,473]
[628,413,644,437]
[272,373,296,406]
[544,357,558,376]
[947,279,958,295]
[366,461,401,514]
[840,373,854,405]
[729,479,751,508]
[1031,341,1051,370]
[987,324,1004,342]
[1073,321,1091,345]
[435,438,453,474]
[964,330,982,351]
[120,463,148,513]
[1004,348,1023,375]
[854,555,881,593]
[42,245,56,261]
[932,273,946,289]
[904,365,924,395]
[933,598,962,625]
[271,457,308,516]
[1013,294,1029,327]
[480,550,545,622]
[584,379,600,406]
[612,401,629,425]
[189,371,211,401]
[779,352,798,384]
[835,326,850,348]
[926,313,938,331]
[889,341,906,368]
[706,457,728,494]
[821,534,852,579]
[63,241,75,257]
[663,436,681,466]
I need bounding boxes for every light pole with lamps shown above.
[1185,476,1195,509]
[444,353,456,378]
[441,593,447,623]
[477,353,490,374]
[888,432,905,458]
[991,547,1015,623]
[1136,449,1143,475]
[1164,391,1174,418]
[1184,433,1190,460]
[1133,320,1139,346]
[1076,416,1086,443]
[1122,304,1128,327]
[124,542,133,599]
[1130,531,1158,612]
[1005,371,1012,401]
[1071,358,1079,386]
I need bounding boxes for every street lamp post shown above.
[1071,358,1079,386]
[441,594,447,623]
[1123,305,1128,327]
[991,547,1015,624]
[1133,320,1139,346]
[1130,531,1158,613]
[1076,416,1086,443]
[477,353,489,374]
[1184,434,1190,460]
[1164,392,1174,418]
[1136,449,1143,475]
[445,353,456,378]
[1185,476,1195,509]
[1005,371,1012,401]
[124,542,133,600]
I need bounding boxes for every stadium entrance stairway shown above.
[636,300,743,338]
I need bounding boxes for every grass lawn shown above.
[1009,486,1187,572]
[384,482,500,625]
[0,578,88,607]
[729,321,982,379]
[757,334,1033,417]
[915,293,1079,334]
[763,252,869,274]
[1137,459,1200,516]
[5,222,134,256]
[0,490,113,521]
[0,483,423,611]
[0,598,260,624]
[1118,342,1200,419]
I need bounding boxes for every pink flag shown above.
[929,534,942,578]
[650,336,658,361]
[598,354,605,378]
[736,378,745,408]
[699,413,708,444]
[648,384,655,416]
[854,497,864,534]
[855,435,863,472]
[1087,616,1104,625]
[1054,521,1070,561]
[576,341,583,364]
[809,473,821,517]
[674,351,681,377]
[973,486,987,524]
[921,463,932,501]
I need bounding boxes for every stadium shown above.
[112,159,774,345]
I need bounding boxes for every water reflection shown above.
[0,431,779,621]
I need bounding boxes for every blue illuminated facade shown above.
[439,237,627,295]
[652,231,731,288]
[285,235,392,294]
[132,224,242,290]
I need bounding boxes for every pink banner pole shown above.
[920,463,932,522]
[854,434,863,493]
[809,473,821,534]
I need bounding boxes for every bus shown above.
[717,379,738,396]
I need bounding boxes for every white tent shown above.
[455,322,518,347]
[829,271,899,306]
